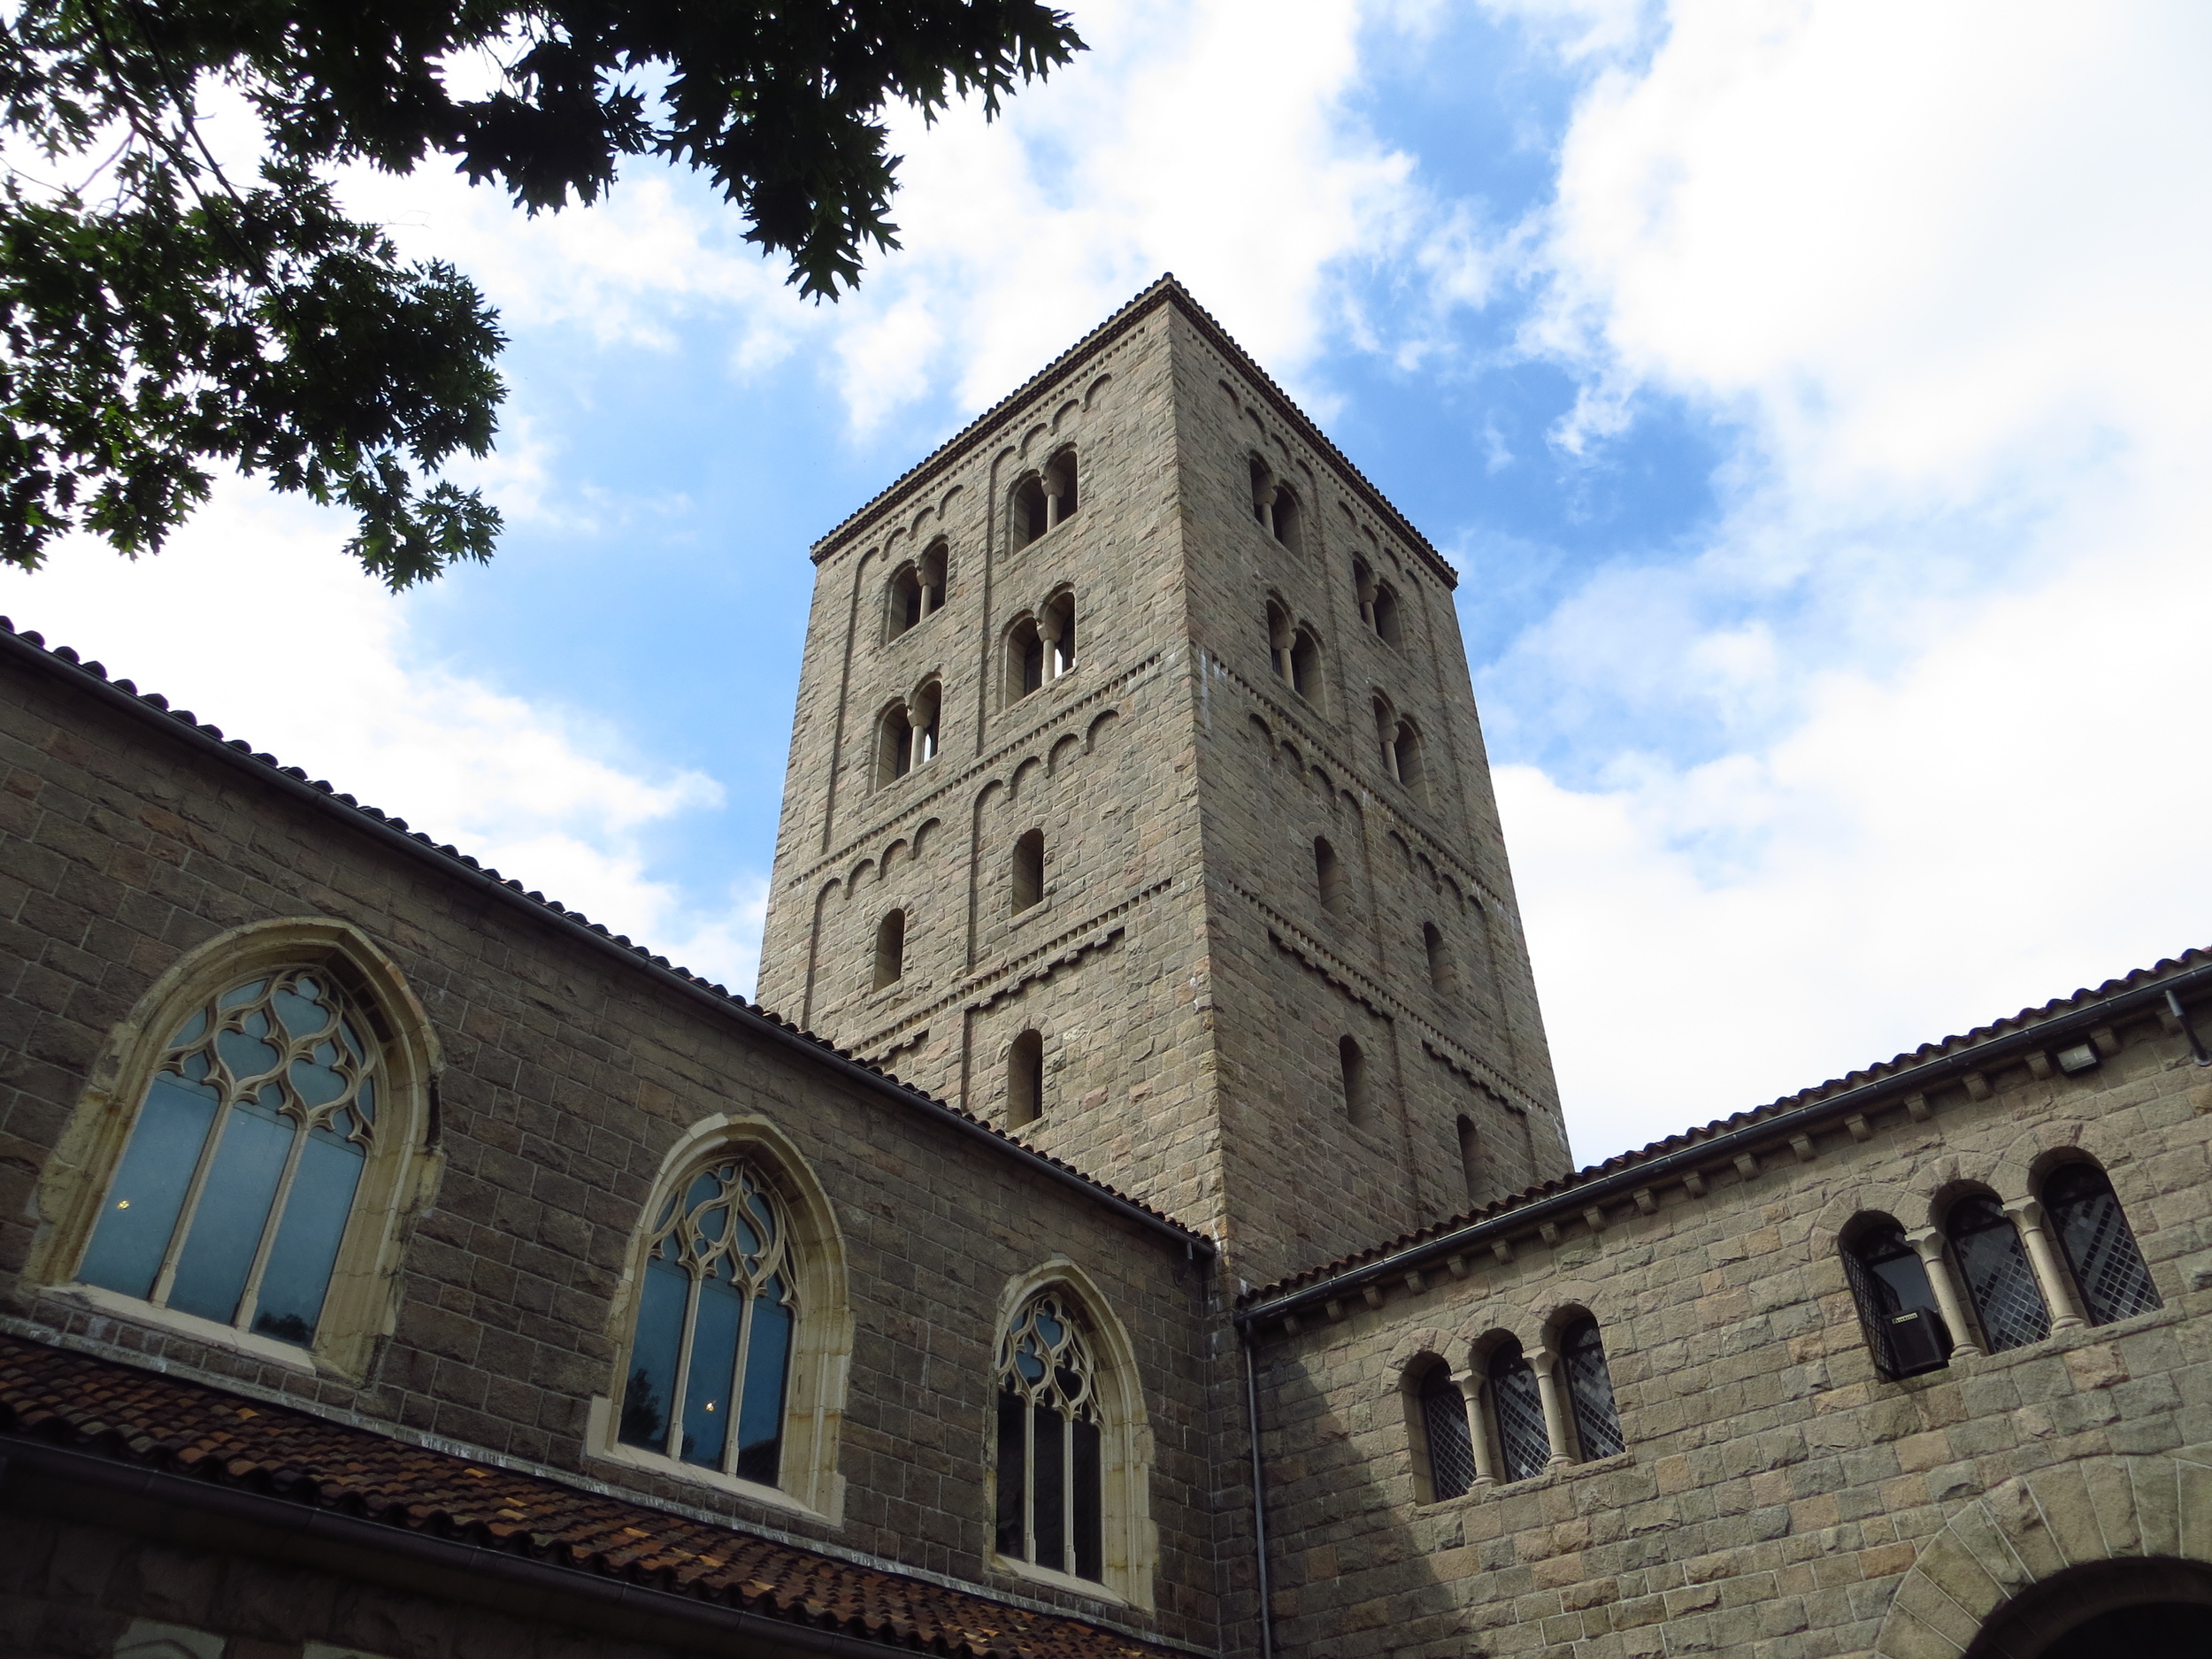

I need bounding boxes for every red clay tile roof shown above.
[0,1336,1181,1659]
[1243,944,2212,1306]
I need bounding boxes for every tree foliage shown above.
[0,1,1082,585]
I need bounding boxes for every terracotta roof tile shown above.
[0,1336,1180,1659]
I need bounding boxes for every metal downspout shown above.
[1242,1329,1277,1659]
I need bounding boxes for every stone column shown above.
[2007,1196,2085,1330]
[1043,472,1067,528]
[1037,606,1066,680]
[1909,1227,1983,1359]
[1528,1346,1574,1469]
[1453,1370,1496,1486]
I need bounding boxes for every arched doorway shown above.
[1965,1557,2212,1658]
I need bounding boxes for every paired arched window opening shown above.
[1424,922,1454,994]
[1007,1029,1044,1128]
[995,1290,1104,1582]
[1338,1035,1367,1121]
[1313,835,1344,915]
[616,1159,795,1486]
[1416,1361,1476,1503]
[873,910,906,989]
[1353,559,1401,644]
[1011,828,1044,912]
[1265,602,1322,702]
[878,684,940,783]
[1841,1219,1953,1379]
[75,967,384,1350]
[1006,595,1077,705]
[1377,705,1424,792]
[1010,451,1079,549]
[887,541,949,638]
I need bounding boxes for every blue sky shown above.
[8,1,2210,1165]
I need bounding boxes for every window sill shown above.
[1890,1301,2184,1382]
[584,1399,835,1525]
[1415,1451,1634,1510]
[1008,889,1058,932]
[54,1283,324,1375]
[988,1551,1126,1608]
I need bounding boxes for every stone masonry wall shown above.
[0,642,1222,1646]
[1248,989,2212,1659]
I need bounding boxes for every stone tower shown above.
[757,277,1569,1281]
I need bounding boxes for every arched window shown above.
[1045,449,1079,524]
[74,968,383,1350]
[1558,1317,1623,1461]
[911,682,941,766]
[1947,1194,2050,1353]
[1486,1339,1549,1483]
[996,1290,1103,1582]
[888,565,924,638]
[1265,485,1302,550]
[1007,1029,1044,1127]
[873,910,906,989]
[919,540,949,612]
[1313,836,1343,914]
[1353,557,1377,627]
[1371,582,1401,645]
[616,1159,795,1486]
[1289,628,1321,702]
[1011,828,1045,912]
[1338,1035,1367,1120]
[1010,476,1049,549]
[2044,1164,2162,1325]
[1456,1115,1479,1203]
[1415,1361,1475,1502]
[1266,601,1293,681]
[1008,617,1045,702]
[1390,721,1424,791]
[879,704,916,782]
[1042,592,1077,680]
[1424,922,1452,993]
[1840,1219,1952,1378]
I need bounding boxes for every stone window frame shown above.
[1009,448,1079,551]
[985,1259,1156,1610]
[588,1114,853,1525]
[28,917,444,1380]
[1399,1348,1476,1505]
[1001,588,1079,710]
[2028,1148,2162,1328]
[885,540,950,642]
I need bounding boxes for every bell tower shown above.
[756,278,1569,1282]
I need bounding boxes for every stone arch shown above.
[28,916,445,1379]
[1809,1180,1933,1258]
[591,1112,853,1523]
[1086,708,1120,751]
[1048,733,1082,774]
[1989,1119,2093,1204]
[1873,1451,2212,1657]
[1383,1326,1462,1381]
[1082,373,1113,410]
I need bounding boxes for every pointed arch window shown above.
[1486,1339,1549,1483]
[1417,1361,1475,1502]
[996,1291,1103,1583]
[2044,1164,2162,1325]
[1948,1194,2050,1353]
[76,970,381,1349]
[1559,1317,1623,1461]
[616,1160,795,1486]
[1840,1220,1951,1378]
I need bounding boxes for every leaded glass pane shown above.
[1072,1417,1103,1581]
[2046,1165,2162,1325]
[618,1159,797,1486]
[1489,1343,1549,1483]
[1418,1364,1476,1501]
[1949,1195,2049,1352]
[78,969,382,1348]
[996,1390,1027,1559]
[1562,1321,1624,1461]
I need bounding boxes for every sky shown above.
[6,0,2210,1169]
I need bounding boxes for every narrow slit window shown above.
[1559,1317,1624,1461]
[1841,1220,1952,1378]
[615,1159,795,1488]
[1456,1115,1479,1203]
[1417,1362,1475,1502]
[1314,836,1343,915]
[995,1292,1103,1583]
[873,910,906,989]
[2044,1164,2162,1325]
[1948,1195,2050,1353]
[77,970,380,1349]
[1007,1029,1044,1127]
[1012,829,1045,912]
[1338,1035,1366,1120]
[1425,923,1452,992]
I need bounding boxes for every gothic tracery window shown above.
[2044,1164,2162,1325]
[617,1160,795,1486]
[996,1291,1104,1582]
[1948,1194,2050,1353]
[77,969,380,1348]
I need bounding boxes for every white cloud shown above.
[1476,2,2212,1162]
[0,487,766,994]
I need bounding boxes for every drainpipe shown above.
[1241,1329,1277,1659]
